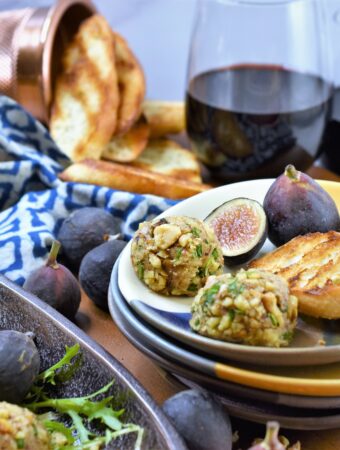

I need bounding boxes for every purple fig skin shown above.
[264,165,340,246]
[23,241,81,320]
[247,421,285,450]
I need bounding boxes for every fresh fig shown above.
[247,421,285,450]
[163,389,232,450]
[0,330,40,403]
[23,240,81,320]
[264,164,340,246]
[79,237,127,310]
[57,207,120,270]
[205,198,267,265]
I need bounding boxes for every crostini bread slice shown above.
[50,15,119,161]
[249,231,340,319]
[129,138,202,183]
[59,159,210,200]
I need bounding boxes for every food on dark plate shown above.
[79,237,127,310]
[131,216,224,296]
[0,344,144,449]
[190,269,298,347]
[0,331,40,404]
[57,206,120,270]
[0,402,52,450]
[250,231,340,319]
[204,197,267,265]
[163,389,232,450]
[264,164,340,246]
[23,241,81,320]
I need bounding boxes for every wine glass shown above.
[185,0,333,183]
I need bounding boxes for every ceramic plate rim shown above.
[111,260,340,397]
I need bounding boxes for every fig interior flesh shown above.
[205,198,267,265]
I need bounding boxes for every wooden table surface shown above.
[78,166,340,450]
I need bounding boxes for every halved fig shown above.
[204,198,267,265]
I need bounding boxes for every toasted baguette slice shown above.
[102,116,150,162]
[114,32,146,135]
[59,159,210,200]
[50,15,119,161]
[129,138,202,183]
[249,231,340,319]
[142,100,185,138]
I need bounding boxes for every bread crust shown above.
[113,32,146,135]
[249,231,340,319]
[59,159,210,200]
[50,15,119,161]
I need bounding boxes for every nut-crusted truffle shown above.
[190,269,298,347]
[131,216,224,296]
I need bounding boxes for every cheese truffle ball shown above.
[190,269,298,347]
[0,402,52,450]
[131,216,224,296]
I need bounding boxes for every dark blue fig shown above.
[264,165,340,246]
[163,389,232,450]
[0,330,40,403]
[79,237,126,310]
[57,207,120,270]
[24,240,81,320]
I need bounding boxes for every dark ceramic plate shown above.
[0,274,187,450]
[108,275,340,430]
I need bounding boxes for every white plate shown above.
[118,179,340,366]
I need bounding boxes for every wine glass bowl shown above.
[185,0,333,183]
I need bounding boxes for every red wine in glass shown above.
[186,65,332,182]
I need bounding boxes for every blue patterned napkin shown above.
[0,96,175,285]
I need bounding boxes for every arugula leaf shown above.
[35,344,81,386]
[24,347,144,449]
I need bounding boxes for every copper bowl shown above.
[0,0,96,123]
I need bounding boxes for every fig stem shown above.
[284,164,300,182]
[104,233,123,242]
[47,240,61,269]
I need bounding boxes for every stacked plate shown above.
[108,179,340,430]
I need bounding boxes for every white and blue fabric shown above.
[0,96,175,285]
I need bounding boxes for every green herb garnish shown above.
[228,309,236,322]
[175,247,183,261]
[187,282,198,292]
[282,331,293,342]
[212,248,219,260]
[195,244,203,258]
[227,280,244,297]
[203,283,221,307]
[16,438,25,449]
[268,313,279,327]
[137,261,144,280]
[196,267,205,278]
[191,227,201,238]
[23,345,144,449]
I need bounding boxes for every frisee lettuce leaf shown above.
[23,345,144,449]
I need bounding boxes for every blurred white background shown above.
[2,0,340,99]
